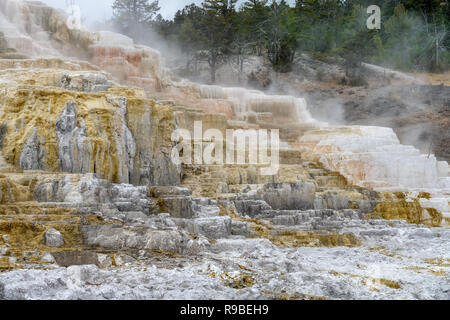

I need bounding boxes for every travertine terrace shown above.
[0,0,448,300]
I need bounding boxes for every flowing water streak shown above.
[197,84,319,124]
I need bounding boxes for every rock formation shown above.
[0,0,448,300]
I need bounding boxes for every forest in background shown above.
[110,0,450,83]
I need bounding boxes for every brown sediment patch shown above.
[393,192,406,200]
[206,267,217,279]
[247,219,360,248]
[331,270,401,289]
[151,249,180,258]
[361,280,381,292]
[424,258,450,267]
[218,204,235,217]
[0,213,106,250]
[424,208,443,226]
[228,212,361,248]
[0,257,11,271]
[238,264,254,273]
[418,192,431,200]
[0,221,46,249]
[368,246,398,258]
[0,209,109,269]
[269,230,361,248]
[367,192,443,227]
[403,266,448,277]
[377,278,401,289]
[361,278,401,290]
[220,272,255,289]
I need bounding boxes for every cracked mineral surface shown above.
[0,0,448,300]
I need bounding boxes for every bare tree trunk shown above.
[209,51,217,84]
[194,57,198,77]
[436,38,439,68]
[211,65,216,83]
[186,53,191,74]
[240,56,244,84]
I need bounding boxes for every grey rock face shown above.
[151,186,194,219]
[0,122,7,150]
[59,73,113,93]
[44,228,64,248]
[136,151,182,186]
[173,216,232,240]
[34,174,113,204]
[96,254,112,269]
[194,217,232,239]
[314,192,349,210]
[80,225,203,255]
[51,251,99,267]
[257,182,316,210]
[231,220,253,236]
[192,198,220,217]
[148,156,182,186]
[268,209,364,230]
[233,200,272,218]
[107,96,136,184]
[124,100,182,187]
[234,182,316,215]
[19,128,45,170]
[33,174,157,217]
[55,101,85,173]
[161,196,195,218]
[114,254,136,267]
[357,200,380,213]
[40,253,56,264]
[54,99,137,184]
[150,186,192,198]
[66,265,103,289]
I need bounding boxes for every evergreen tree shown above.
[175,4,207,75]
[340,4,378,85]
[240,0,269,55]
[112,0,160,37]
[200,0,238,83]
[144,0,450,77]
[261,0,297,72]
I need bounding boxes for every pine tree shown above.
[261,0,297,72]
[175,5,207,75]
[240,0,269,55]
[149,0,450,76]
[200,0,238,83]
[340,4,377,85]
[112,0,160,36]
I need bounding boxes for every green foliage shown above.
[259,1,299,72]
[196,0,238,83]
[147,0,450,75]
[112,0,160,37]
[239,0,269,55]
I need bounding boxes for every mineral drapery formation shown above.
[0,0,448,300]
